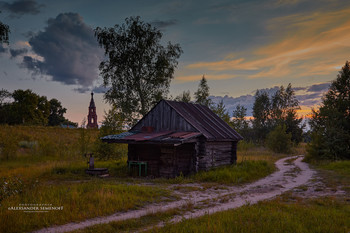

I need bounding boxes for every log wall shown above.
[128,140,237,177]
[197,141,234,170]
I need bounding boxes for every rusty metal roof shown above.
[164,100,243,141]
[124,131,172,141]
[101,130,202,144]
[169,132,201,139]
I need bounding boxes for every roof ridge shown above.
[164,100,209,138]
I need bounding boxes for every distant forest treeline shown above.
[0,89,77,127]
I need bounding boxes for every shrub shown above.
[266,124,292,154]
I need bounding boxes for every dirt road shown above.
[34,155,315,233]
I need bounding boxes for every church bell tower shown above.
[87,92,98,128]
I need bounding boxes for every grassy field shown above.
[1,181,172,233]
[0,126,175,233]
[0,125,297,232]
[75,196,350,233]
[80,159,350,233]
[146,195,350,233]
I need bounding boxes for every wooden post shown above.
[89,154,94,169]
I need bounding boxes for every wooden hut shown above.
[102,100,243,178]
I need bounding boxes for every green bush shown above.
[266,124,292,154]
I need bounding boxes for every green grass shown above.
[0,125,171,233]
[143,153,350,233]
[0,180,173,233]
[146,196,350,233]
[72,208,181,233]
[0,126,296,232]
[154,160,275,185]
[319,160,350,175]
[312,160,350,194]
[192,160,275,184]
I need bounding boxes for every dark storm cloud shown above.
[151,19,177,29]
[22,13,103,89]
[21,55,42,73]
[10,47,27,58]
[0,0,44,17]
[22,30,36,38]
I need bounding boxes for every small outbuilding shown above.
[102,100,243,178]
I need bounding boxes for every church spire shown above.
[89,92,96,108]
[87,92,98,128]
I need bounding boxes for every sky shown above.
[1,0,350,125]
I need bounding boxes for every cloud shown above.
[22,30,36,38]
[21,13,103,89]
[151,19,177,29]
[10,48,28,58]
[21,55,41,73]
[293,82,331,108]
[210,94,255,116]
[211,82,331,117]
[0,44,8,53]
[92,85,108,94]
[176,73,237,82]
[0,0,44,17]
[209,2,237,12]
[185,6,350,80]
[307,82,331,92]
[74,85,108,94]
[274,0,304,7]
[73,87,90,94]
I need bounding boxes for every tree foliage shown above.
[271,84,304,143]
[211,100,230,124]
[251,84,304,144]
[193,76,232,123]
[10,89,50,125]
[266,124,292,153]
[194,75,212,107]
[308,61,350,160]
[93,107,126,160]
[48,98,67,126]
[0,11,10,44]
[174,90,191,103]
[0,89,11,105]
[252,90,271,142]
[0,89,75,126]
[95,16,182,125]
[231,104,249,135]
